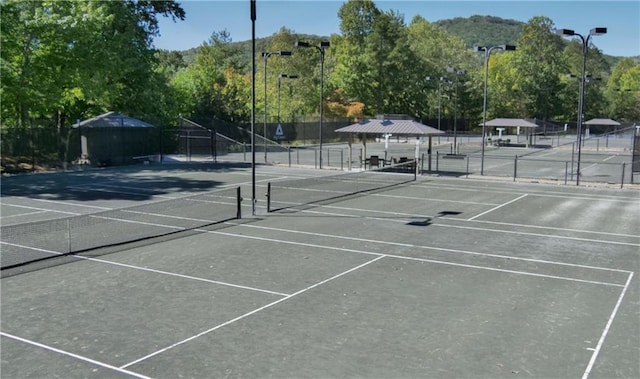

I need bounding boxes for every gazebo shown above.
[481,118,539,147]
[335,116,444,171]
[584,118,621,135]
[73,111,156,166]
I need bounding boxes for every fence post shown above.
[288,147,291,167]
[513,155,518,181]
[564,161,568,185]
[314,149,318,169]
[465,154,470,178]
[266,182,271,212]
[621,162,626,189]
[236,187,242,219]
[341,149,344,171]
[436,151,439,173]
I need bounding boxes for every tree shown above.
[0,0,185,128]
[512,16,567,120]
[605,58,640,121]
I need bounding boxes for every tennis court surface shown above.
[1,163,639,378]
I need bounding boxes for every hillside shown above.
[175,16,634,66]
[434,15,522,47]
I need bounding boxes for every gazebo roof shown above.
[584,118,621,126]
[480,118,539,128]
[74,111,154,128]
[335,119,444,136]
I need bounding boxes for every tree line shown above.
[2,0,639,136]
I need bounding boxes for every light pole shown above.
[295,40,330,168]
[557,27,607,185]
[277,74,298,124]
[475,44,516,175]
[262,51,291,163]
[425,76,451,131]
[446,67,466,155]
[250,0,256,215]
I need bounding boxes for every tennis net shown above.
[265,160,417,213]
[1,187,242,272]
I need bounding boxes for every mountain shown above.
[433,15,522,48]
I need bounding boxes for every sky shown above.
[153,0,640,57]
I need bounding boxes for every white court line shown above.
[1,210,49,219]
[0,203,80,216]
[0,332,150,379]
[467,194,528,221]
[581,154,618,172]
[225,222,632,274]
[120,256,385,369]
[0,241,286,296]
[5,197,112,210]
[261,202,640,245]
[581,272,634,379]
[414,182,640,202]
[208,230,624,287]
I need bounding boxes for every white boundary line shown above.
[0,332,150,379]
[581,272,634,379]
[224,222,632,274]
[120,256,385,369]
[208,230,624,287]
[0,242,286,297]
[467,194,528,221]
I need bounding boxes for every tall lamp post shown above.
[425,76,451,131]
[262,51,291,163]
[295,40,330,168]
[446,67,466,155]
[475,44,516,175]
[557,27,607,185]
[277,74,298,124]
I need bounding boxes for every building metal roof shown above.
[73,111,155,128]
[584,118,621,126]
[480,118,539,128]
[335,119,444,136]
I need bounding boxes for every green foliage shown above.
[434,15,522,48]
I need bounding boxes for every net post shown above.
[266,182,271,212]
[288,147,291,167]
[236,187,242,219]
[67,218,71,253]
[621,162,625,189]
[413,159,417,180]
[465,155,470,178]
[513,155,518,182]
[564,161,568,185]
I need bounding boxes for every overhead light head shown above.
[320,41,330,48]
[473,46,487,52]
[279,50,292,56]
[278,74,288,78]
[295,41,310,48]
[557,28,575,37]
[502,44,516,51]
[288,75,299,79]
[590,27,607,36]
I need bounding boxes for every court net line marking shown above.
[0,332,150,379]
[467,194,528,221]
[581,272,634,379]
[120,256,386,369]
[224,222,632,275]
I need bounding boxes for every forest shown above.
[2,0,639,149]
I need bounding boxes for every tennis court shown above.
[1,162,639,378]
